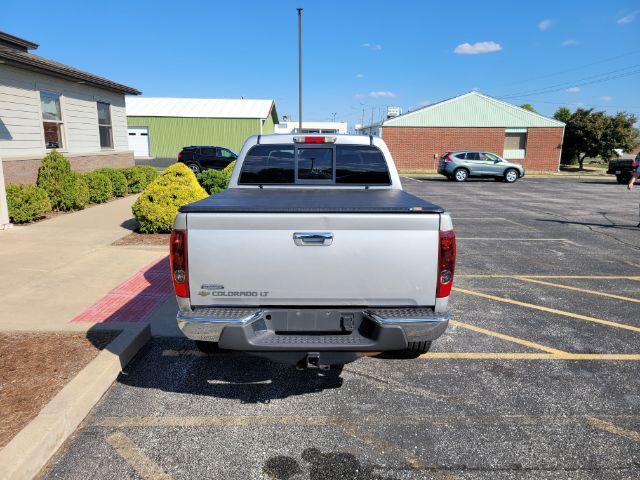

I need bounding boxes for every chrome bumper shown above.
[177,306,448,350]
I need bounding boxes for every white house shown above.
[0,31,140,184]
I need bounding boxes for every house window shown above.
[97,102,113,149]
[504,129,527,160]
[40,92,64,149]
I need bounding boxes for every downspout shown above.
[558,125,565,173]
[260,118,264,135]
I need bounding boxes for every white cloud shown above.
[617,10,638,24]
[354,93,365,99]
[538,19,553,31]
[362,43,383,51]
[600,95,613,101]
[369,91,396,98]
[566,86,581,93]
[453,41,502,55]
[561,39,578,46]
[355,73,364,78]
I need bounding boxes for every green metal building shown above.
[125,97,278,164]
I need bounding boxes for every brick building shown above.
[370,92,565,172]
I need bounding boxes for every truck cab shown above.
[170,134,456,368]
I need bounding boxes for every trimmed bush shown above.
[197,169,230,195]
[36,151,77,211]
[137,165,159,185]
[84,172,113,204]
[71,173,90,210]
[95,168,128,196]
[6,184,52,223]
[223,161,236,175]
[121,167,148,193]
[132,163,207,233]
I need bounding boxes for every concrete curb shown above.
[0,324,151,480]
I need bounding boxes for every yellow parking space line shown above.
[514,277,640,303]
[458,274,640,279]
[335,419,462,479]
[421,352,557,359]
[587,417,640,443]
[454,287,640,333]
[106,432,172,479]
[450,319,568,355]
[420,352,640,360]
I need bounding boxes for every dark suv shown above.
[178,146,238,173]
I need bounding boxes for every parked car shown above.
[437,151,525,182]
[607,154,639,184]
[178,146,238,173]
[170,134,456,369]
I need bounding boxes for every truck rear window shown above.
[238,144,391,185]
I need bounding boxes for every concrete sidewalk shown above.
[0,196,165,332]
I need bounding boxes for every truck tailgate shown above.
[187,212,440,307]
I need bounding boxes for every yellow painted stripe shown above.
[454,287,640,333]
[421,352,556,359]
[458,274,640,279]
[514,277,640,303]
[106,432,172,479]
[450,320,568,355]
[587,417,640,443]
[420,352,640,360]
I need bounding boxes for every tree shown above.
[519,103,537,113]
[553,106,572,124]
[554,107,638,169]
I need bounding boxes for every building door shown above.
[127,127,150,157]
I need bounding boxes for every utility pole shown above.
[331,112,337,122]
[297,8,303,132]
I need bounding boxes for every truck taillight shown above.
[293,136,337,144]
[633,160,639,168]
[436,230,456,298]
[178,152,183,161]
[170,229,189,298]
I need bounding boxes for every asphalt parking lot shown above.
[43,176,640,480]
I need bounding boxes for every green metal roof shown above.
[384,92,564,128]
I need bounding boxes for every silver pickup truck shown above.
[170,134,456,368]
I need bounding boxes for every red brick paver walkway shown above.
[71,256,172,324]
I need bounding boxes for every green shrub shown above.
[36,150,77,211]
[95,168,128,196]
[121,167,148,193]
[223,160,236,175]
[71,173,90,210]
[84,172,113,203]
[137,165,159,185]
[197,169,230,194]
[132,163,207,233]
[5,184,52,223]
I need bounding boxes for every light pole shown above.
[297,8,303,132]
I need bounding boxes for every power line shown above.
[496,48,640,88]
[496,64,640,99]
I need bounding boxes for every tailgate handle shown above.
[293,232,333,246]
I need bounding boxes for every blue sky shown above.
[3,0,639,126]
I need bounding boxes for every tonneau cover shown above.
[180,188,444,214]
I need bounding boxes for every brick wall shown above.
[2,151,135,184]
[381,126,563,172]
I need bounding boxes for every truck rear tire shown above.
[195,340,222,354]
[381,341,432,359]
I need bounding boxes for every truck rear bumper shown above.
[177,307,448,351]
